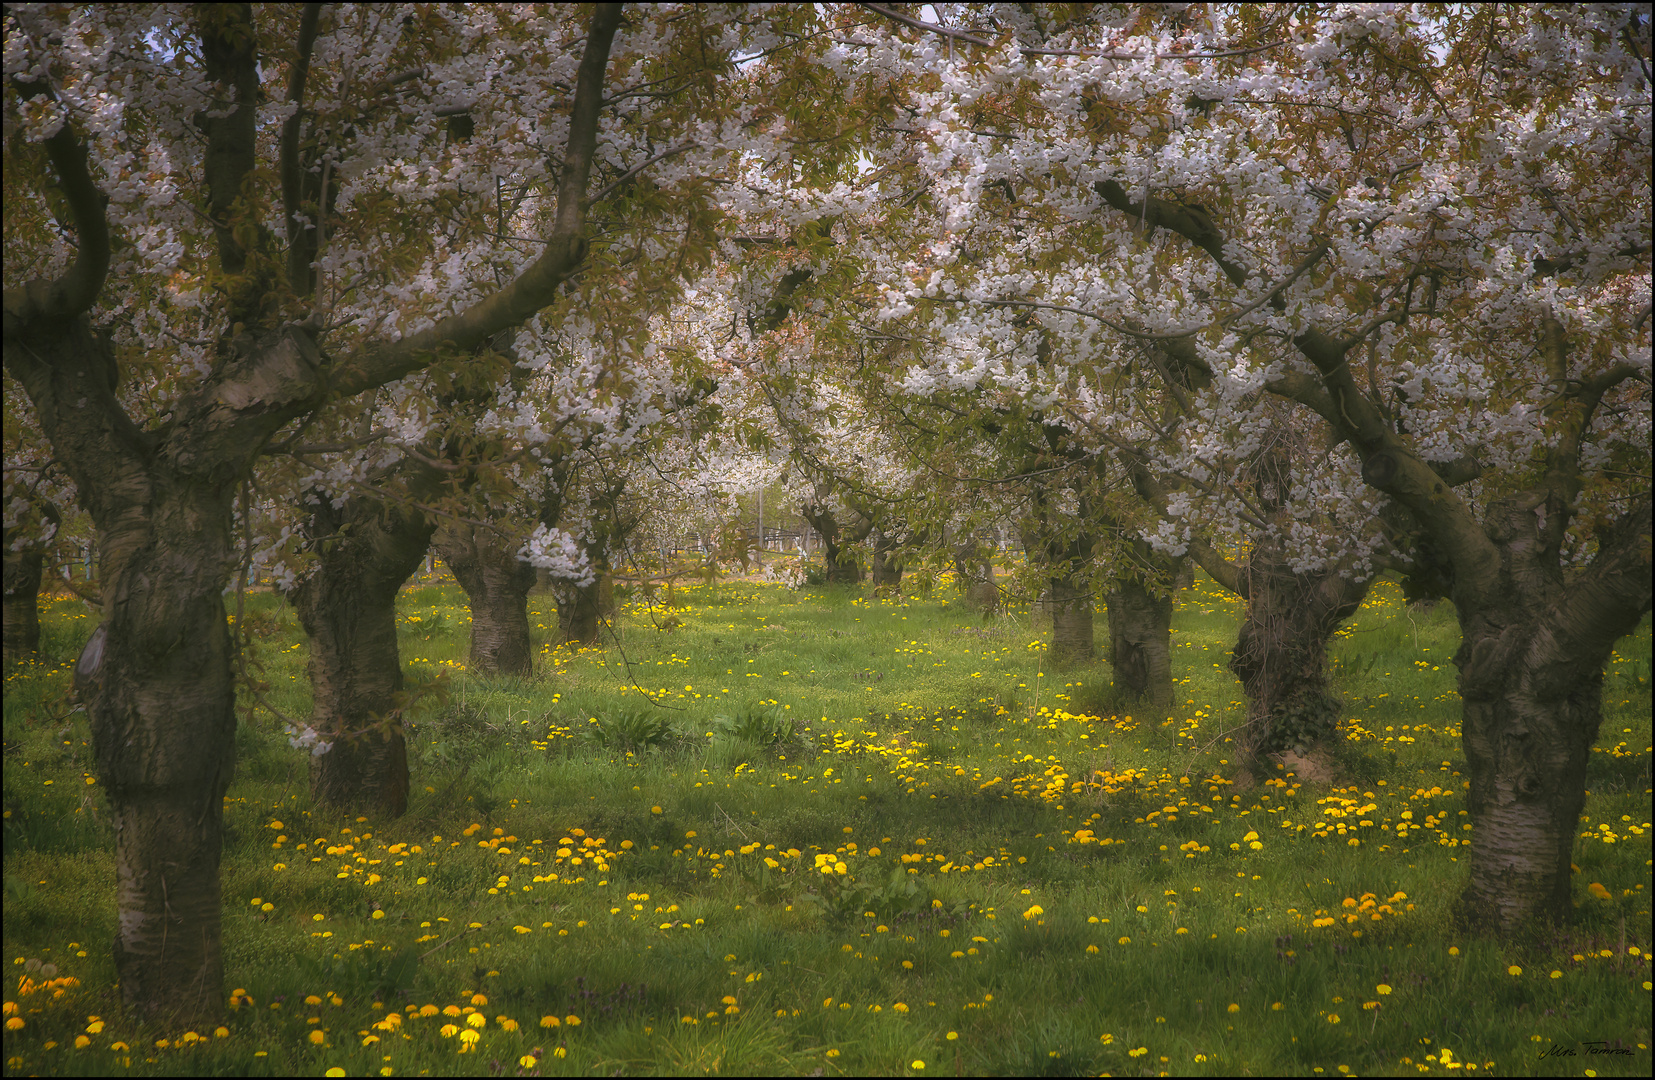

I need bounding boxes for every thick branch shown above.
[1553,490,1653,664]
[1264,370,1348,433]
[1290,327,1499,604]
[552,5,622,240]
[1095,179,1249,287]
[281,3,325,298]
[977,242,1323,341]
[1119,451,1245,597]
[195,3,264,321]
[2,83,112,326]
[323,3,622,402]
[855,3,1287,60]
[1552,361,1642,480]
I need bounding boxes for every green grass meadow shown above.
[3,566,1650,1076]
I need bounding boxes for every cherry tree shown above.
[3,1,625,1022]
[853,3,1650,928]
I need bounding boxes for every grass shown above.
[3,564,1650,1076]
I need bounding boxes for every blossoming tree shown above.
[3,1,625,1022]
[852,2,1650,929]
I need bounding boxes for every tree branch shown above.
[1117,449,1246,597]
[1094,179,1249,287]
[324,3,623,401]
[1290,327,1499,604]
[855,3,1287,60]
[589,141,700,204]
[1553,490,1653,668]
[194,3,266,326]
[2,81,112,326]
[281,3,325,299]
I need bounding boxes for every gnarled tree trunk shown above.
[555,572,613,645]
[1229,547,1372,761]
[80,480,239,1026]
[435,522,537,676]
[1105,574,1173,708]
[1449,494,1649,931]
[869,529,903,588]
[1024,526,1097,667]
[1047,571,1095,666]
[802,502,864,584]
[1289,324,1652,932]
[954,538,998,613]
[13,322,329,1026]
[288,493,433,818]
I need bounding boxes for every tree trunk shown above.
[1106,575,1173,709]
[1454,630,1601,931]
[3,545,44,664]
[1229,550,1372,760]
[802,503,864,584]
[1446,495,1650,931]
[435,522,537,676]
[953,540,998,613]
[869,530,903,588]
[555,572,612,645]
[76,480,240,1026]
[1287,324,1654,931]
[1047,571,1095,666]
[289,494,434,818]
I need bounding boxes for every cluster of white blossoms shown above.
[4,5,1646,607]
[519,523,595,587]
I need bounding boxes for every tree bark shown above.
[3,545,45,664]
[288,493,434,818]
[75,472,240,1026]
[1047,570,1095,666]
[9,317,305,1026]
[434,522,537,676]
[954,539,998,613]
[1105,574,1172,707]
[1023,524,1098,666]
[555,572,613,645]
[1448,493,1649,931]
[802,502,864,584]
[869,529,903,587]
[1229,549,1371,759]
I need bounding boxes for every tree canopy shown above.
[4,2,1649,1024]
